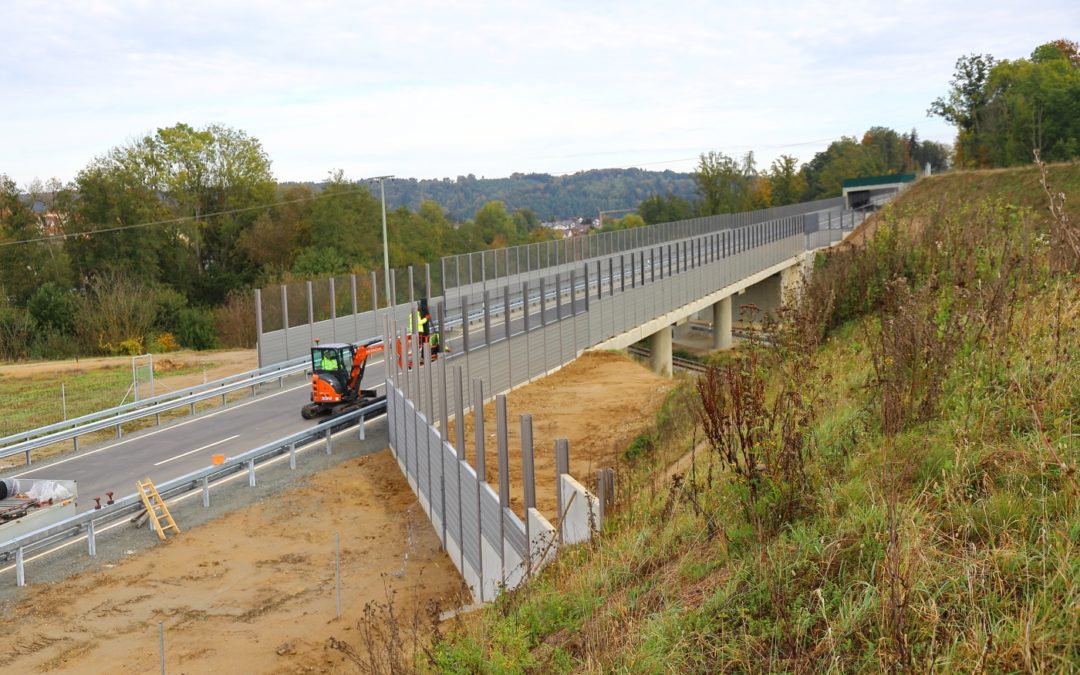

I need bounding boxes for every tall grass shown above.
[396,164,1080,672]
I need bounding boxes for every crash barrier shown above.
[255,197,860,364]
[0,355,312,467]
[0,401,383,586]
[384,321,607,603]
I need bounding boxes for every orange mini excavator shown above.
[301,337,386,419]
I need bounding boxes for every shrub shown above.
[76,271,156,355]
[215,290,256,348]
[147,332,181,353]
[0,304,35,360]
[152,286,189,333]
[176,307,220,350]
[27,282,77,336]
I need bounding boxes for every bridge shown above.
[0,196,869,594]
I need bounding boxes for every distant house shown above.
[30,198,64,237]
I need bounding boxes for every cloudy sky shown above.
[2,1,1075,187]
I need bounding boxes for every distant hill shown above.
[285,168,697,221]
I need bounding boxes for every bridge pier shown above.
[713,296,732,350]
[673,318,693,341]
[649,326,672,377]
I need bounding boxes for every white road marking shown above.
[12,381,311,477]
[0,415,384,577]
[153,435,239,467]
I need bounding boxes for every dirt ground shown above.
[0,350,673,672]
[448,351,675,520]
[0,349,258,387]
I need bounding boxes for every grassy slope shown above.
[427,164,1080,673]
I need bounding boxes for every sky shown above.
[2,1,1077,188]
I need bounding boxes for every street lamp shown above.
[369,175,394,309]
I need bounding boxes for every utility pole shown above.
[370,175,394,309]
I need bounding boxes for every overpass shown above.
[255,196,861,377]
[359,199,869,600]
[0,196,869,590]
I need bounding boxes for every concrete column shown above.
[673,319,693,341]
[649,326,672,377]
[713,296,732,350]
[780,259,808,308]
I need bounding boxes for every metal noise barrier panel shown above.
[383,319,550,604]
[257,200,859,364]
[378,206,863,603]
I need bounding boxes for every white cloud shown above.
[1,0,1076,186]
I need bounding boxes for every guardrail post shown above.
[88,519,97,557]
[248,458,256,487]
[115,423,122,439]
[16,547,25,586]
[325,428,333,455]
[289,442,297,469]
[357,415,365,440]
[461,293,470,353]
[24,449,31,466]
[73,435,80,452]
[201,476,210,507]
[190,402,196,416]
[538,278,546,326]
[155,412,161,426]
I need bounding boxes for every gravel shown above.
[0,417,389,603]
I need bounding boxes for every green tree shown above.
[237,184,314,277]
[66,159,182,288]
[693,151,751,215]
[27,282,77,335]
[0,175,72,304]
[767,156,807,206]
[980,42,1080,165]
[474,201,515,246]
[119,123,277,301]
[928,53,997,166]
[305,173,381,271]
[637,193,694,224]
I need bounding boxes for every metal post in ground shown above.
[248,459,256,487]
[202,477,210,507]
[159,621,165,675]
[15,547,24,586]
[521,413,535,575]
[555,439,570,542]
[88,519,96,557]
[335,532,342,618]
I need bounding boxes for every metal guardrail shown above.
[0,355,313,466]
[0,399,387,585]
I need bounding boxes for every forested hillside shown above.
[1,37,1075,363]
[344,168,697,221]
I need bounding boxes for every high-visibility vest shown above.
[408,310,429,334]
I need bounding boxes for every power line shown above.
[0,181,383,249]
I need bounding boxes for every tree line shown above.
[21,39,1049,365]
[0,118,950,361]
[929,38,1080,167]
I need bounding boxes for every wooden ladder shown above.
[136,478,181,541]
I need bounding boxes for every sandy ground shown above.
[448,351,675,520]
[0,349,259,388]
[0,350,673,672]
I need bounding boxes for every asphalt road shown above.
[6,243,726,513]
[11,367,391,512]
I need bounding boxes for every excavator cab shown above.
[302,338,384,419]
